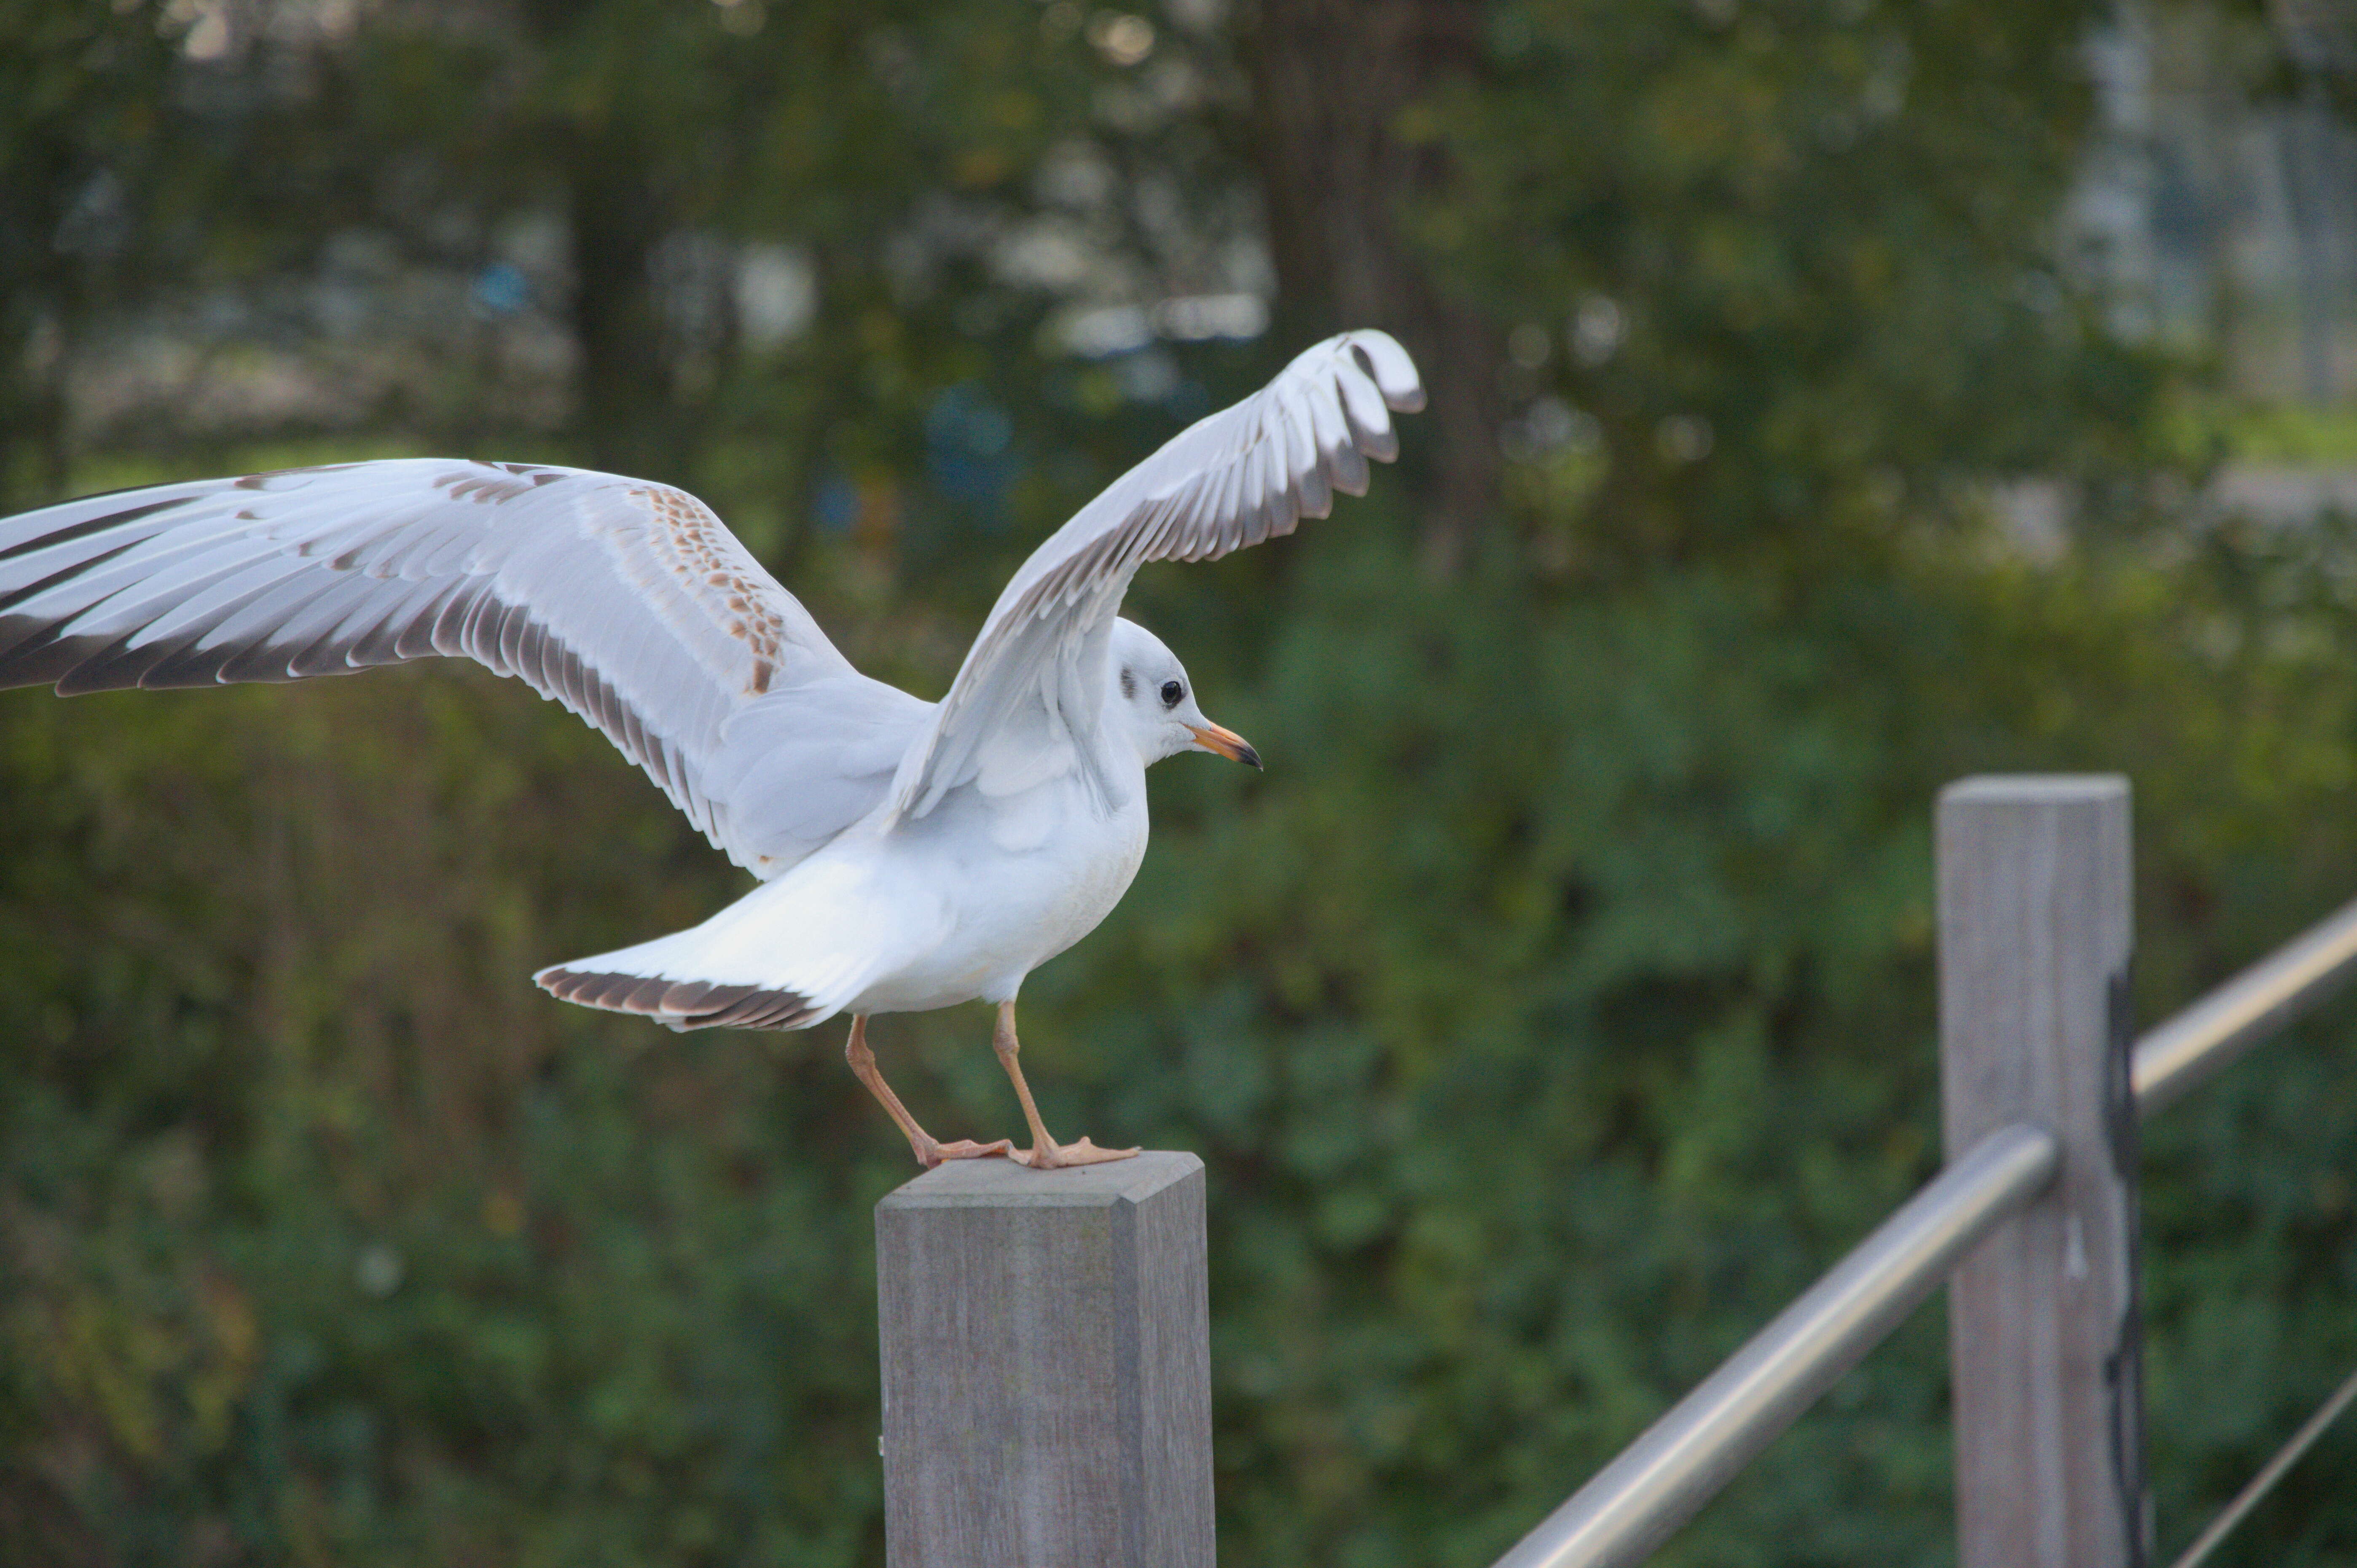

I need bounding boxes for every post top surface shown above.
[1940,773,2129,806]
[877,1149,1203,1211]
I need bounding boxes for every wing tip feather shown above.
[885,328,1425,816]
[535,966,822,1032]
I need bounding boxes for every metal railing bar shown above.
[2163,1361,2357,1568]
[2134,892,2357,1117]
[1490,885,2357,1568]
[1490,1122,2061,1568]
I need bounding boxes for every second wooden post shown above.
[1938,775,2148,1568]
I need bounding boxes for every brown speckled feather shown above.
[0,460,926,876]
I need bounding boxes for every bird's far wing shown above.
[0,459,915,875]
[883,329,1423,821]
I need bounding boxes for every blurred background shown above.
[5,0,2357,1562]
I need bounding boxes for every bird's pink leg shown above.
[846,1015,1012,1169]
[992,1000,1139,1170]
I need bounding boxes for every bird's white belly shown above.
[842,782,1149,1016]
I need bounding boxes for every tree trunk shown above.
[566,132,689,483]
[1246,0,1500,572]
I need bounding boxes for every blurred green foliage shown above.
[4,1,2356,1565]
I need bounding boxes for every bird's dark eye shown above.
[1160,680,1184,708]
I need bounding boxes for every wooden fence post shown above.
[1937,776,2149,1568]
[874,1151,1213,1568]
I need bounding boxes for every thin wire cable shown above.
[2166,1361,2357,1568]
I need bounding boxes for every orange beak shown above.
[1185,721,1262,770]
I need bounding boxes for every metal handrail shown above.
[2133,892,2357,1115]
[1494,892,2357,1568]
[1493,1125,2059,1568]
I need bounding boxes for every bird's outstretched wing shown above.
[885,329,1423,820]
[0,460,925,874]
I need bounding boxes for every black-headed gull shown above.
[0,330,1423,1168]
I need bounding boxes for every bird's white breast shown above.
[840,767,1149,1015]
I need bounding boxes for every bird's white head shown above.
[1107,618,1260,771]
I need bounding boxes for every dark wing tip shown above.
[535,967,820,1031]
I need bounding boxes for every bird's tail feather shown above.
[534,856,913,1032]
[535,962,822,1031]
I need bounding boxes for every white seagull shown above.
[0,330,1422,1169]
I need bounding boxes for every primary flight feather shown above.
[0,330,1423,1168]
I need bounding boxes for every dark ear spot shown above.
[1119,666,1136,700]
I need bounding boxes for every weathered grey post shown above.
[1937,776,2148,1568]
[874,1152,1212,1568]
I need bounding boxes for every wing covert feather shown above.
[0,459,917,875]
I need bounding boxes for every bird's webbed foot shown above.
[987,1000,1141,1171]
[916,1136,1017,1168]
[847,1014,1018,1169]
[1010,1135,1141,1170]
